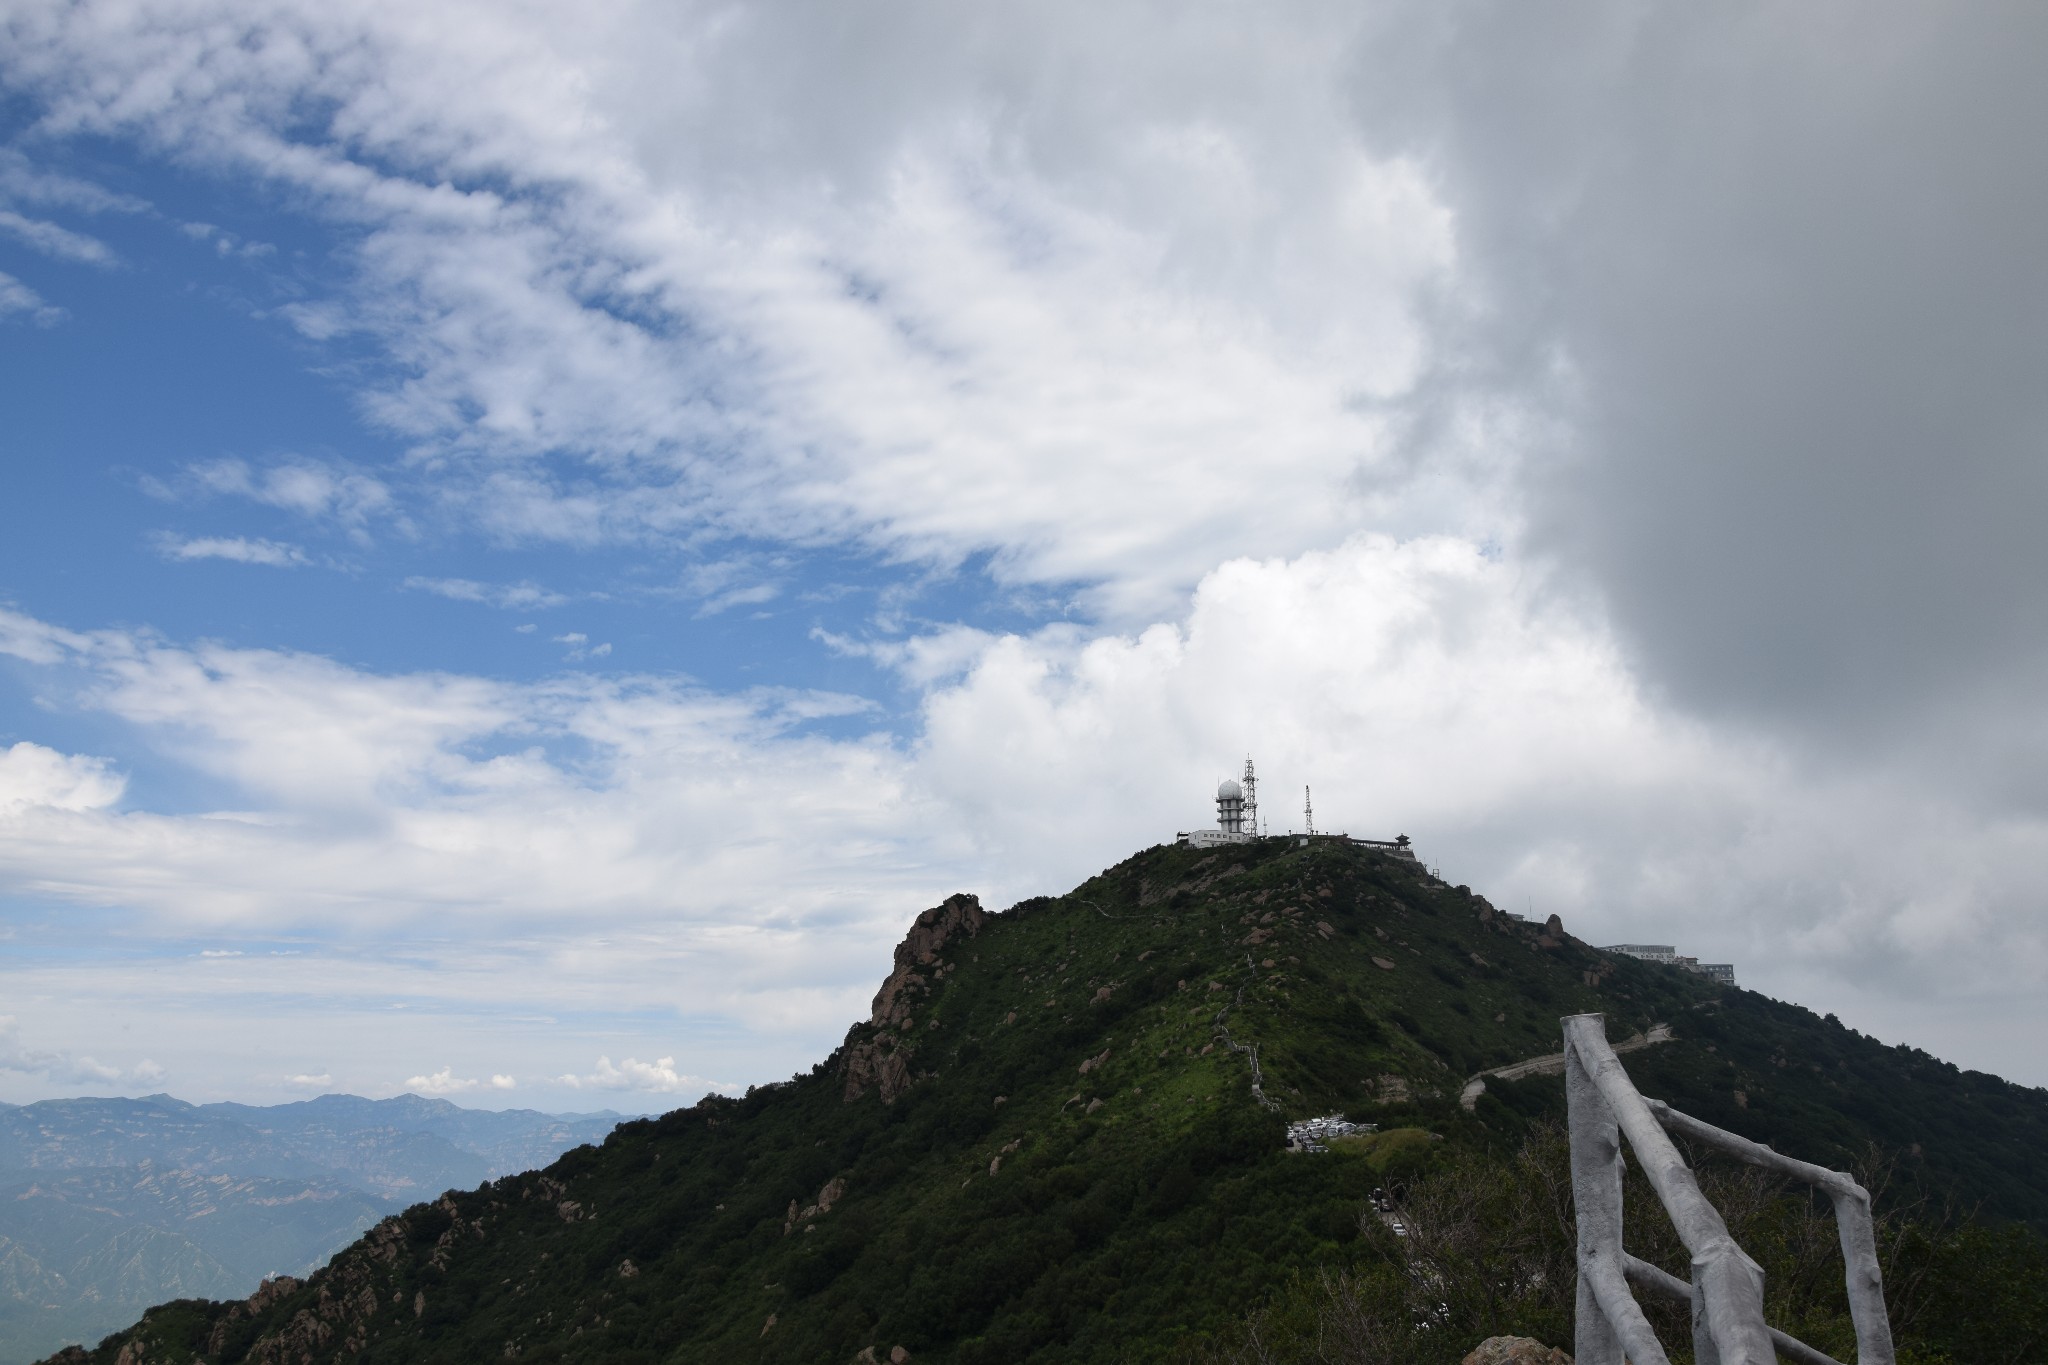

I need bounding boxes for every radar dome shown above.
[1217,779,1242,799]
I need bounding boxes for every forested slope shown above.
[52,837,2048,1364]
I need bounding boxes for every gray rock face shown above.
[843,894,987,1104]
[1463,1338,1572,1365]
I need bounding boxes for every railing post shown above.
[1691,1260,1722,1365]
[1832,1180,1897,1365]
[1565,1015,1776,1365]
[1565,1015,1673,1365]
[1567,1033,1626,1365]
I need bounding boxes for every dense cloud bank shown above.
[1,1,2044,1101]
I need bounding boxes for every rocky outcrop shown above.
[1462,1336,1571,1365]
[785,1176,849,1234]
[842,1035,914,1103]
[869,893,985,1027]
[190,1272,311,1358]
[844,894,985,1103]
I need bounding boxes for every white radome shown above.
[1217,779,1242,799]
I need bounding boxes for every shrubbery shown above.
[1189,1125,2048,1365]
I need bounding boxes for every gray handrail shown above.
[1623,1254,1845,1365]
[1644,1099,1895,1364]
[1562,1013,1894,1365]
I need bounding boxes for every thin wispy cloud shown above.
[552,633,611,661]
[0,207,115,264]
[0,269,62,325]
[403,576,568,609]
[0,1014,162,1087]
[154,534,311,567]
[0,148,148,215]
[157,458,396,538]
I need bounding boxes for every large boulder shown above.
[1462,1337,1572,1365]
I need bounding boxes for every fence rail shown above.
[1562,1012,1895,1365]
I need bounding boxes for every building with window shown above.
[1603,942,1736,986]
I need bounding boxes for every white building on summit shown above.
[1175,758,1420,862]
[1180,776,1256,849]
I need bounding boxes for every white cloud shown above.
[177,220,273,258]
[0,1015,165,1087]
[4,537,2048,1091]
[696,583,778,618]
[553,633,611,662]
[1,0,2045,1103]
[0,0,1456,618]
[173,457,395,537]
[404,1066,480,1095]
[901,536,2048,1035]
[401,1067,514,1094]
[154,534,311,567]
[558,1056,732,1095]
[283,1071,333,1088]
[404,576,568,609]
[0,147,147,214]
[0,269,63,325]
[816,624,997,689]
[0,207,114,264]
[0,604,931,929]
[0,741,125,813]
[0,1016,63,1075]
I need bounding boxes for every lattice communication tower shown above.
[1241,756,1260,838]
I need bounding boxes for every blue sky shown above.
[0,134,1016,706]
[4,0,2048,1110]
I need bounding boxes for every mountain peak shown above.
[48,836,2048,1364]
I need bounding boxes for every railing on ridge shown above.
[1562,1012,1895,1365]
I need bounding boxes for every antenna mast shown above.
[1241,756,1259,840]
[1303,785,1316,837]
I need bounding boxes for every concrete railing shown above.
[1562,1013,1895,1365]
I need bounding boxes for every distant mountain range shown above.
[0,1093,622,1364]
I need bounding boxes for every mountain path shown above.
[1214,954,1279,1113]
[1458,1023,1674,1111]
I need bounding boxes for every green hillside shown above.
[47,837,2048,1364]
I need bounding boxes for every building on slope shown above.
[1604,942,1737,986]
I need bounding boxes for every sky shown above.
[2,0,2046,1112]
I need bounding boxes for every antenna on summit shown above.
[1241,756,1259,840]
[1303,785,1316,837]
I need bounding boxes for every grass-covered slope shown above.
[50,837,2048,1365]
